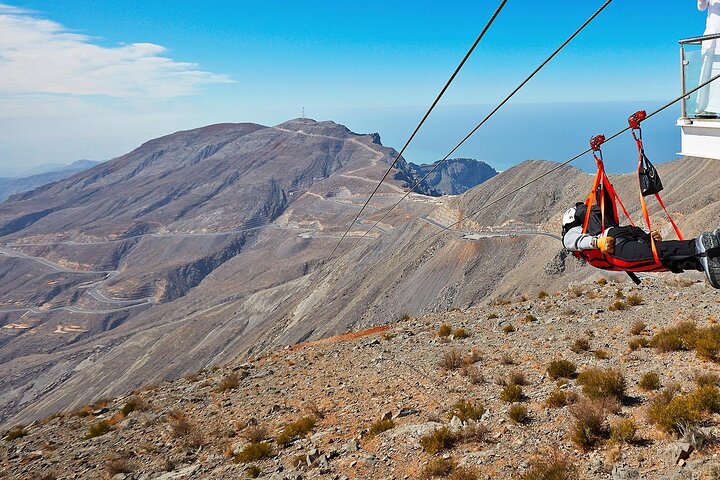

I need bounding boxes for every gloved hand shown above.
[651,230,663,242]
[596,236,615,255]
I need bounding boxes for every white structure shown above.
[678,33,720,160]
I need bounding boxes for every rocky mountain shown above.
[395,158,498,196]
[0,160,100,201]
[3,277,720,479]
[1,117,719,439]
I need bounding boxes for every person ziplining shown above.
[561,111,720,288]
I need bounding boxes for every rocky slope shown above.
[2,117,720,438]
[3,275,720,479]
[397,158,498,196]
[0,160,100,201]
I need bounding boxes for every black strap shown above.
[626,272,642,285]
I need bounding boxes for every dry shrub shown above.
[121,397,147,417]
[650,320,697,353]
[520,451,578,480]
[449,466,480,480]
[276,416,316,447]
[630,320,646,335]
[167,410,192,437]
[453,328,470,339]
[500,353,515,365]
[576,367,626,401]
[503,324,516,334]
[438,324,453,337]
[420,426,458,454]
[609,418,636,444]
[422,457,455,478]
[608,301,628,312]
[243,425,267,443]
[459,422,490,444]
[85,420,111,439]
[449,400,484,422]
[569,285,584,298]
[500,384,523,403]
[645,385,720,436]
[626,293,644,306]
[639,372,661,391]
[460,364,484,385]
[463,348,482,365]
[488,313,499,320]
[106,456,133,475]
[508,404,529,424]
[547,359,577,380]
[524,314,538,323]
[546,390,570,408]
[596,278,608,286]
[570,338,590,353]
[538,291,548,299]
[4,425,27,441]
[440,348,464,371]
[367,418,395,437]
[246,465,262,478]
[234,442,273,463]
[303,401,325,419]
[629,337,650,351]
[569,399,613,450]
[695,372,720,387]
[693,325,720,361]
[217,372,240,392]
[594,349,610,360]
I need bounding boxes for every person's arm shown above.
[699,0,708,11]
[563,226,597,251]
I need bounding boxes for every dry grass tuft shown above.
[576,367,626,401]
[609,418,637,444]
[419,426,458,454]
[519,451,578,480]
[638,372,661,391]
[503,324,516,334]
[276,416,316,447]
[630,320,646,335]
[234,442,273,463]
[570,337,590,353]
[500,384,523,403]
[216,372,240,392]
[569,399,613,450]
[508,404,529,424]
[547,359,577,380]
[367,418,395,437]
[440,348,464,371]
[448,400,485,422]
[438,324,453,337]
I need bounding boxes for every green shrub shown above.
[647,392,700,435]
[419,426,458,454]
[85,420,111,439]
[234,442,273,463]
[438,325,453,337]
[276,417,316,447]
[570,338,590,353]
[638,372,661,391]
[449,400,485,422]
[547,359,577,380]
[576,367,626,401]
[609,418,636,444]
[501,384,523,403]
[508,404,529,424]
[367,418,395,437]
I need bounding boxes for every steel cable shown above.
[353,0,613,247]
[328,0,509,258]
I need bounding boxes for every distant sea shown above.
[325,101,682,174]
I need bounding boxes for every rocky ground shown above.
[2,273,720,480]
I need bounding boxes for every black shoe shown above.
[697,232,720,288]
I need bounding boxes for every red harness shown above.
[572,112,683,273]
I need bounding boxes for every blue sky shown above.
[0,1,710,175]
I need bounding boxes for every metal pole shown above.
[680,45,688,118]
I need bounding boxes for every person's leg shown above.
[607,227,700,272]
[656,239,703,272]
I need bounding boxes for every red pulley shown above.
[628,110,647,129]
[590,134,606,152]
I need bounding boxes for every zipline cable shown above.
[328,0,509,258]
[353,0,613,246]
[420,71,720,245]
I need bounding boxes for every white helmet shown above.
[562,207,577,227]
